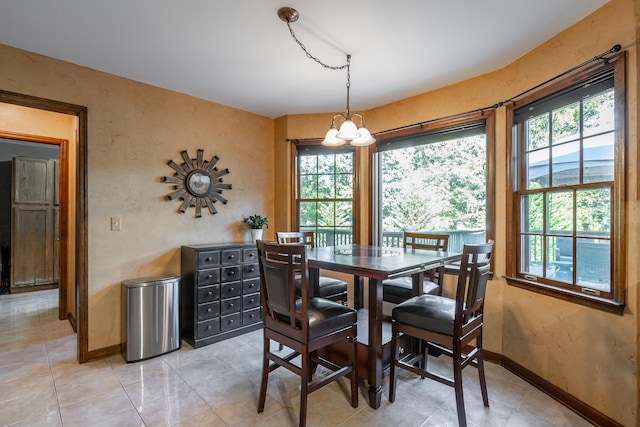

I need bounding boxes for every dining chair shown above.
[256,240,358,427]
[276,231,348,304]
[388,240,494,427]
[382,232,450,304]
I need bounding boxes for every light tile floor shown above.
[0,289,594,426]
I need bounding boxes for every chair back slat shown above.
[403,232,449,252]
[257,240,308,332]
[455,240,494,328]
[277,231,316,248]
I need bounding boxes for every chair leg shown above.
[476,336,489,407]
[453,343,467,427]
[299,346,310,427]
[257,335,270,413]
[349,327,358,408]
[388,322,399,402]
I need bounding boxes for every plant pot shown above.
[251,228,264,242]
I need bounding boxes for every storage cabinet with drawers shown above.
[181,242,262,348]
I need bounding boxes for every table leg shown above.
[411,271,425,296]
[367,278,383,409]
[353,275,363,309]
[309,268,320,297]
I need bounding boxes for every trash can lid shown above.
[122,275,181,288]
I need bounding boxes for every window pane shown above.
[300,175,317,199]
[299,202,316,226]
[547,191,573,235]
[335,153,353,173]
[551,141,580,186]
[526,148,549,189]
[576,238,610,291]
[583,133,614,183]
[520,234,543,276]
[576,187,611,237]
[379,134,486,252]
[317,174,335,198]
[336,173,353,198]
[527,114,549,150]
[317,201,335,226]
[317,154,334,174]
[549,236,573,283]
[299,156,317,175]
[552,101,580,144]
[521,193,543,233]
[583,89,614,137]
[336,201,352,226]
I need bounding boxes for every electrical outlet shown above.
[111,216,122,231]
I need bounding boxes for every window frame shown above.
[371,110,496,255]
[294,140,360,245]
[504,53,626,314]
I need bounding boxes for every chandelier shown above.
[278,7,376,147]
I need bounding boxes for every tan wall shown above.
[275,0,638,424]
[0,44,275,351]
[0,104,78,320]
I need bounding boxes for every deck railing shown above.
[302,228,486,253]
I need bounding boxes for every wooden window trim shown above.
[504,53,627,314]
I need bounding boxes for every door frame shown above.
[0,90,89,363]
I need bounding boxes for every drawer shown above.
[242,263,259,279]
[243,292,260,310]
[221,282,241,299]
[197,301,220,321]
[197,318,220,338]
[221,249,241,265]
[197,285,220,303]
[243,247,258,263]
[197,251,220,268]
[242,307,261,326]
[197,268,220,286]
[220,296,241,315]
[220,312,241,331]
[221,266,241,282]
[242,278,260,294]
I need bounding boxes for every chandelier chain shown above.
[285,21,348,71]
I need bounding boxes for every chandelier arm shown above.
[285,21,348,71]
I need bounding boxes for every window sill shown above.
[503,276,624,315]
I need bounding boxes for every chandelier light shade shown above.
[278,7,376,147]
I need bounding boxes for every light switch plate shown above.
[111,216,122,231]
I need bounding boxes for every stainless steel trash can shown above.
[122,275,181,362]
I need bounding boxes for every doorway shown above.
[0,90,89,363]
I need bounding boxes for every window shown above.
[296,144,356,246]
[506,55,626,313]
[373,112,494,253]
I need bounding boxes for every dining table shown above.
[306,244,461,409]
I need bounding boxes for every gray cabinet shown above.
[181,242,262,348]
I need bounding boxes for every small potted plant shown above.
[243,214,268,241]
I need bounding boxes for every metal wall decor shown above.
[163,149,231,218]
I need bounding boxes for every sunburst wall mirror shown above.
[163,149,231,218]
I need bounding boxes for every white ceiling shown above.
[0,0,609,118]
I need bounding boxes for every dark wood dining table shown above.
[306,244,461,409]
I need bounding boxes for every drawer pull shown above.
[249,298,255,303]
[228,303,234,308]
[248,283,255,288]
[207,274,213,279]
[207,325,212,330]
[249,314,255,318]
[207,308,212,313]
[249,252,255,257]
[227,287,234,293]
[228,254,235,259]
[249,267,255,272]
[207,291,213,296]
[206,257,212,261]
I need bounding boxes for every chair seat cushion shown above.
[382,276,440,304]
[304,297,357,339]
[391,294,455,336]
[295,276,347,298]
